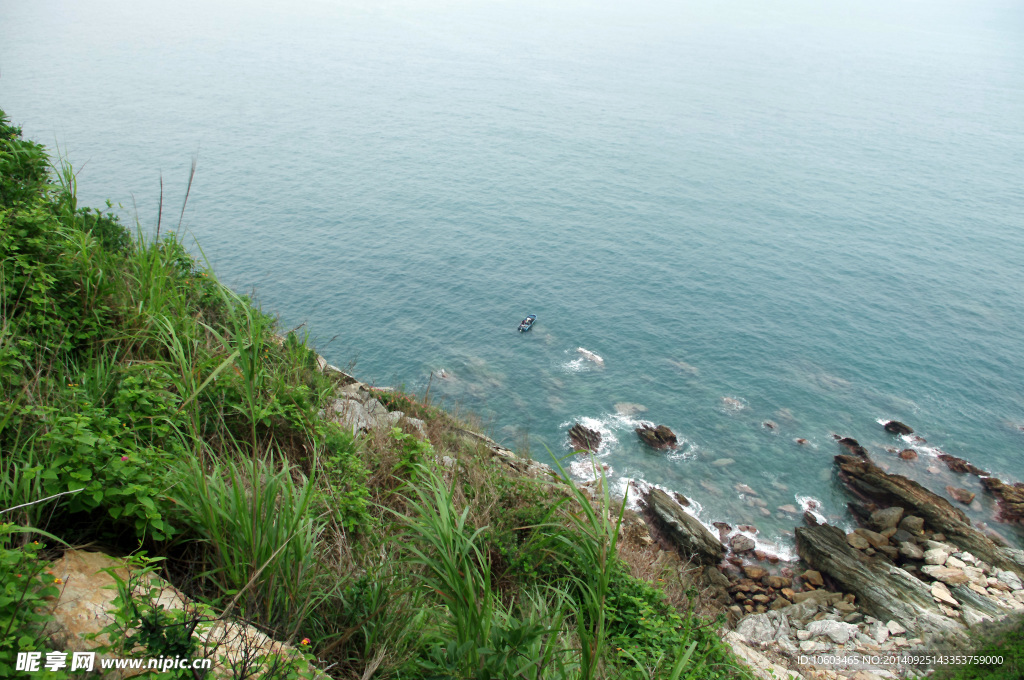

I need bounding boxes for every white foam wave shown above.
[599,476,801,562]
[559,357,588,373]
[796,495,827,525]
[568,457,613,481]
[629,479,707,521]
[751,535,798,562]
[911,445,945,459]
[576,347,604,364]
[720,396,747,413]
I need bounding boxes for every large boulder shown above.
[834,455,1024,577]
[883,421,914,436]
[870,507,905,531]
[568,423,602,452]
[44,551,319,677]
[731,534,756,553]
[635,423,678,449]
[946,486,976,505]
[806,620,859,645]
[330,396,391,432]
[735,611,791,644]
[640,488,724,565]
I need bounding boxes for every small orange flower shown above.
[300,638,311,646]
[54,578,63,585]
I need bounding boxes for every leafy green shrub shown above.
[0,525,66,678]
[391,426,435,482]
[33,400,176,541]
[605,570,739,679]
[0,113,49,206]
[78,205,131,254]
[314,426,369,532]
[93,554,207,679]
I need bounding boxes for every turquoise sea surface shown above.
[3,0,1023,555]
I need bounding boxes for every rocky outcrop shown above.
[568,423,601,452]
[795,525,962,636]
[639,488,724,566]
[635,423,678,449]
[325,380,428,440]
[724,631,804,680]
[980,477,1024,524]
[938,453,989,476]
[459,428,555,479]
[44,550,320,677]
[835,436,870,457]
[834,454,1024,576]
[883,421,914,436]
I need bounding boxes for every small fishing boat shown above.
[518,314,536,332]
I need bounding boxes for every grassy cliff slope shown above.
[0,109,751,680]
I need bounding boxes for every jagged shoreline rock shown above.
[834,454,1024,577]
[639,488,725,566]
[883,420,914,436]
[980,477,1024,524]
[635,423,678,449]
[568,422,602,452]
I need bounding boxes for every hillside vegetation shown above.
[0,109,751,679]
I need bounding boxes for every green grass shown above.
[932,615,1024,680]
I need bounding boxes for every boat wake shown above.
[559,347,605,372]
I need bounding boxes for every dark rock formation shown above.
[946,486,975,505]
[568,423,601,452]
[883,420,914,436]
[635,423,677,449]
[980,477,1024,524]
[938,453,989,476]
[796,525,962,636]
[899,449,918,460]
[639,488,724,565]
[836,436,870,457]
[834,454,1024,576]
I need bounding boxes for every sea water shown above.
[3,0,1023,552]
